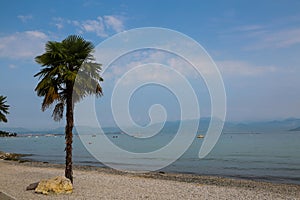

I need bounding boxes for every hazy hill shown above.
[289,126,300,131]
[223,118,300,133]
[0,127,32,134]
[1,118,300,135]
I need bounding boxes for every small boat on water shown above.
[132,133,142,138]
[197,134,204,139]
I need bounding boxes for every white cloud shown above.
[224,22,300,50]
[52,15,125,37]
[103,50,212,86]
[243,27,300,50]
[53,17,64,29]
[80,17,107,37]
[17,15,33,23]
[126,57,277,81]
[119,65,176,86]
[26,30,47,39]
[262,28,300,48]
[8,64,17,69]
[100,49,279,91]
[104,15,124,32]
[0,31,48,59]
[233,24,300,49]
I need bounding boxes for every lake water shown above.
[0,130,300,184]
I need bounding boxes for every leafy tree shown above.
[34,35,103,183]
[0,95,9,123]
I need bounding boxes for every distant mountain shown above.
[289,126,300,131]
[1,118,300,135]
[223,118,300,133]
[20,126,121,135]
[0,127,32,134]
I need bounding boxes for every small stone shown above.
[35,176,73,195]
[26,182,39,190]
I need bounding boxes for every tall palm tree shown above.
[0,95,9,123]
[34,35,103,183]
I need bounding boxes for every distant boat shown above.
[132,133,142,138]
[197,134,204,139]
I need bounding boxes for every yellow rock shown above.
[35,176,73,195]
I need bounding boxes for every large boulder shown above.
[35,176,73,195]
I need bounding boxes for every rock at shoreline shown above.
[0,151,21,161]
[35,176,73,195]
[26,182,39,190]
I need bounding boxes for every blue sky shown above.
[0,0,300,129]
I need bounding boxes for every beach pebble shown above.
[26,182,39,190]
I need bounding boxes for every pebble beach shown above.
[0,159,300,200]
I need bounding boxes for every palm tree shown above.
[34,35,103,183]
[0,95,9,123]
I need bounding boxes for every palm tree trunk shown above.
[65,86,74,183]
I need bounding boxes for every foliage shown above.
[0,95,9,123]
[34,35,103,120]
[0,130,17,137]
[34,35,103,183]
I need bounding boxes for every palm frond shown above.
[0,112,8,123]
[34,34,103,116]
[0,95,9,123]
[52,102,64,121]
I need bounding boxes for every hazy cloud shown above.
[80,17,107,37]
[52,15,125,37]
[217,60,277,76]
[104,15,124,32]
[17,15,33,23]
[104,50,197,84]
[0,31,48,59]
[233,25,264,32]
[232,24,300,50]
[52,17,64,29]
[259,28,300,48]
[8,64,17,69]
[221,20,300,50]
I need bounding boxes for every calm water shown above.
[1,131,300,184]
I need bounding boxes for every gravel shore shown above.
[0,160,299,200]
